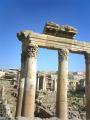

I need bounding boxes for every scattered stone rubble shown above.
[68,97,86,120]
[0,69,18,118]
[0,87,12,118]
[0,70,86,120]
[36,91,86,120]
[0,117,60,120]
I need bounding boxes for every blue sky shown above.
[0,0,90,71]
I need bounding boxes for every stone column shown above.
[22,45,38,117]
[54,79,57,92]
[43,73,46,91]
[1,86,5,100]
[56,49,69,120]
[85,53,90,120]
[16,52,26,117]
[36,74,40,91]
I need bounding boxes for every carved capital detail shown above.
[85,53,90,64]
[58,48,69,61]
[26,45,38,58]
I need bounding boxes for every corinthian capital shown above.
[17,30,32,42]
[58,48,69,61]
[26,45,38,58]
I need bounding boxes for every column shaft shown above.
[43,74,46,91]
[22,45,38,117]
[56,49,68,120]
[16,52,26,117]
[85,53,90,120]
[36,73,40,91]
[54,79,57,92]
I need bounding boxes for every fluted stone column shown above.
[22,45,38,117]
[16,52,26,117]
[56,49,69,120]
[85,53,90,120]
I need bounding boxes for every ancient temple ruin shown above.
[16,22,90,120]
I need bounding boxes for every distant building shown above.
[36,72,57,92]
[36,71,85,93]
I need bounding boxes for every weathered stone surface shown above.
[43,22,77,39]
[16,117,60,120]
[22,45,38,117]
[0,70,18,118]
[85,53,90,120]
[15,64,25,117]
[56,49,68,120]
[17,30,90,54]
[17,23,89,120]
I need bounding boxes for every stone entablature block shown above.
[43,22,77,39]
[17,30,90,54]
